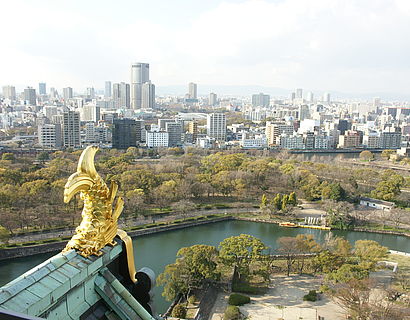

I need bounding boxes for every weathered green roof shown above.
[0,244,122,319]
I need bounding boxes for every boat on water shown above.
[278,222,298,228]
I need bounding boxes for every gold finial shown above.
[63,146,124,257]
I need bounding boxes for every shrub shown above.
[223,305,240,320]
[171,303,187,318]
[188,295,196,304]
[303,290,318,302]
[228,293,250,306]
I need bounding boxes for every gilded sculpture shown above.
[63,146,124,257]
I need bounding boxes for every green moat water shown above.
[0,220,409,313]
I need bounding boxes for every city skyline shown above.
[1,0,410,97]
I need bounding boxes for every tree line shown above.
[0,148,409,235]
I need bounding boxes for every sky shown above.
[1,0,410,96]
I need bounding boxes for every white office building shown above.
[146,130,169,148]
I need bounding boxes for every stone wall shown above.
[0,216,233,261]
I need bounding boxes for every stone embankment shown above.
[0,216,233,261]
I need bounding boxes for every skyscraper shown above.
[209,93,217,106]
[306,92,314,102]
[24,87,37,106]
[207,113,226,141]
[188,82,197,99]
[113,82,130,108]
[252,93,270,107]
[63,87,73,100]
[39,83,46,95]
[296,88,303,99]
[2,86,16,101]
[105,81,112,98]
[62,110,80,148]
[86,87,95,99]
[323,92,331,103]
[141,81,155,109]
[131,62,149,109]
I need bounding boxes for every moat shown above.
[0,220,409,313]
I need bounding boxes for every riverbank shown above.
[1,213,410,261]
[0,215,233,261]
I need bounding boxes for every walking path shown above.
[8,207,259,244]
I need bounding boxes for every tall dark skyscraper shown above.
[39,83,46,95]
[131,62,149,109]
[112,119,137,149]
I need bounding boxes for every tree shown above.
[370,172,404,201]
[281,194,289,212]
[359,150,374,162]
[381,149,395,160]
[273,194,282,211]
[295,234,320,274]
[353,240,388,270]
[219,234,267,280]
[1,153,15,161]
[288,192,297,206]
[260,194,268,209]
[321,183,346,201]
[157,244,219,301]
[171,200,196,218]
[277,237,299,276]
[37,152,50,163]
[0,225,10,244]
[388,208,407,228]
[322,200,355,229]
[330,279,404,320]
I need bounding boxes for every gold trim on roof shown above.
[63,146,124,257]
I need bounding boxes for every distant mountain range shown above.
[156,84,410,101]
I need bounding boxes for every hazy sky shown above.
[1,0,410,94]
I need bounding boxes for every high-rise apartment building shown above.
[24,87,37,106]
[86,87,95,99]
[188,82,197,99]
[63,87,73,100]
[265,121,295,146]
[62,111,80,148]
[2,86,16,101]
[323,92,331,103]
[50,87,58,99]
[112,119,137,149]
[113,82,130,108]
[298,105,310,121]
[207,113,226,141]
[306,92,313,102]
[188,121,198,143]
[131,62,149,109]
[105,81,112,98]
[39,83,46,95]
[252,93,270,107]
[38,124,62,148]
[209,93,217,106]
[80,104,100,122]
[141,81,155,109]
[296,88,303,99]
[166,122,183,147]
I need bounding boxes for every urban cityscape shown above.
[1,1,410,320]
[0,62,408,155]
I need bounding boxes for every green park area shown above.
[1,148,410,245]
